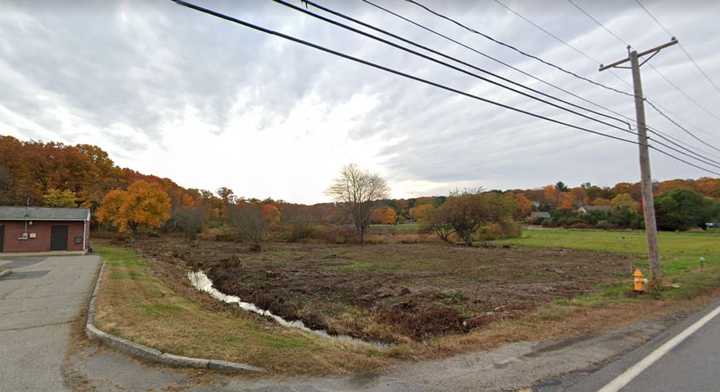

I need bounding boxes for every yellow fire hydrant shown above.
[633,268,646,293]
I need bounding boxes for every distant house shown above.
[528,211,551,222]
[0,206,90,254]
[577,205,611,215]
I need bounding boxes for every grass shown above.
[93,245,389,375]
[91,228,720,376]
[496,227,720,302]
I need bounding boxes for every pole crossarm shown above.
[599,38,678,71]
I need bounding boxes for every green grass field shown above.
[498,228,720,301]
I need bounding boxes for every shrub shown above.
[173,206,204,240]
[475,220,523,240]
[429,190,517,245]
[284,222,316,242]
[317,224,357,244]
[608,206,643,229]
[596,220,614,230]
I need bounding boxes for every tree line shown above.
[1,136,717,243]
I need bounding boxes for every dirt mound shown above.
[379,300,465,339]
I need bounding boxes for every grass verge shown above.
[497,227,720,303]
[93,245,389,375]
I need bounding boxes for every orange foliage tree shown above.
[260,203,281,227]
[514,193,533,218]
[558,192,576,210]
[695,177,720,198]
[410,204,434,223]
[543,185,560,207]
[97,180,171,234]
[370,207,397,224]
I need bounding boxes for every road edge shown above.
[85,261,266,373]
[0,269,12,279]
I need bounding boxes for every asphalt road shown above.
[0,255,100,391]
[621,310,720,392]
[537,299,720,392]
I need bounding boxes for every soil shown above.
[132,237,631,343]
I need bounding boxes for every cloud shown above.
[1,0,719,203]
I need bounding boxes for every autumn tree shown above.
[695,177,720,198]
[611,193,639,211]
[543,185,560,207]
[260,203,281,227]
[96,180,171,234]
[370,207,397,225]
[432,189,517,246]
[514,193,533,218]
[592,197,611,206]
[42,188,78,208]
[558,192,576,210]
[427,205,454,242]
[410,203,434,223]
[326,164,390,244]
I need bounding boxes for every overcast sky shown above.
[1,0,719,203]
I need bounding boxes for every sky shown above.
[1,0,719,204]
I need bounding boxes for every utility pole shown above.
[599,38,678,289]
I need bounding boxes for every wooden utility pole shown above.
[599,38,678,288]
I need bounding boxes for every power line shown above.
[566,0,627,47]
[403,0,635,97]
[408,0,720,165]
[369,0,720,167]
[634,0,720,97]
[286,0,635,134]
[168,0,640,144]
[550,0,720,159]
[564,0,720,123]
[648,127,720,168]
[647,66,720,123]
[651,145,720,176]
[360,0,635,131]
[496,0,720,127]
[645,99,720,155]
[169,0,720,177]
[488,0,633,92]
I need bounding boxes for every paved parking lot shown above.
[0,255,100,391]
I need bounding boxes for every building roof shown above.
[530,211,551,218]
[579,205,611,212]
[0,206,90,221]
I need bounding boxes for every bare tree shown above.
[228,204,267,250]
[326,164,390,244]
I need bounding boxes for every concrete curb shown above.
[85,261,265,373]
[0,269,12,279]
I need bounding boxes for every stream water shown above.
[187,271,384,347]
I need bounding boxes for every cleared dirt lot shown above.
[134,238,631,343]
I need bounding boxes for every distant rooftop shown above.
[0,206,90,221]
